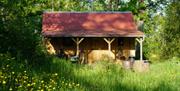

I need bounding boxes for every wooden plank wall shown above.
[45,37,135,63]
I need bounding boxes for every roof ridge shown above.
[44,11,132,14]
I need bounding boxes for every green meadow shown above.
[1,54,179,91]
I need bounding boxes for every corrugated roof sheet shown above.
[42,12,144,37]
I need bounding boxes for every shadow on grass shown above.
[31,56,75,79]
[152,82,177,91]
[70,61,132,91]
[31,57,127,91]
[29,57,179,91]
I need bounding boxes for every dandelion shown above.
[32,82,36,85]
[9,88,13,91]
[51,80,54,82]
[54,73,58,76]
[27,84,31,87]
[53,87,55,90]
[45,85,48,88]
[15,79,18,81]
[49,85,52,88]
[76,84,80,87]
[12,72,15,74]
[69,83,72,87]
[3,81,6,84]
[72,82,75,85]
[19,85,22,88]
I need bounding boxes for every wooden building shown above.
[42,12,144,64]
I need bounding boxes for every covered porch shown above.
[45,37,144,64]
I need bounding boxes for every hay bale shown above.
[88,50,115,63]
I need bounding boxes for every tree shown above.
[0,0,46,61]
[161,0,180,58]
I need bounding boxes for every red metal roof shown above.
[42,12,144,37]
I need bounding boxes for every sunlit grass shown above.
[0,54,180,91]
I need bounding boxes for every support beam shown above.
[72,38,84,56]
[103,38,115,51]
[136,37,144,61]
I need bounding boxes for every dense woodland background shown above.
[0,0,179,61]
[0,0,180,91]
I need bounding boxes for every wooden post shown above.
[72,38,84,56]
[103,38,115,51]
[136,37,144,61]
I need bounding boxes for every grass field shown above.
[0,55,180,91]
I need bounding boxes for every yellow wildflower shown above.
[54,73,58,76]
[27,84,31,87]
[3,81,6,84]
[9,88,13,91]
[12,72,15,74]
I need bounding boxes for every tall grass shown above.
[50,57,180,91]
[0,55,180,91]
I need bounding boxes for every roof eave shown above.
[42,32,144,38]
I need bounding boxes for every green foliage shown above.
[0,0,47,62]
[38,0,147,13]
[0,0,180,90]
[129,0,178,61]
[143,15,165,61]
[161,0,180,59]
[142,0,180,60]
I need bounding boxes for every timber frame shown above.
[103,38,115,51]
[72,38,84,56]
[64,37,145,61]
[136,36,145,61]
[71,37,116,56]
